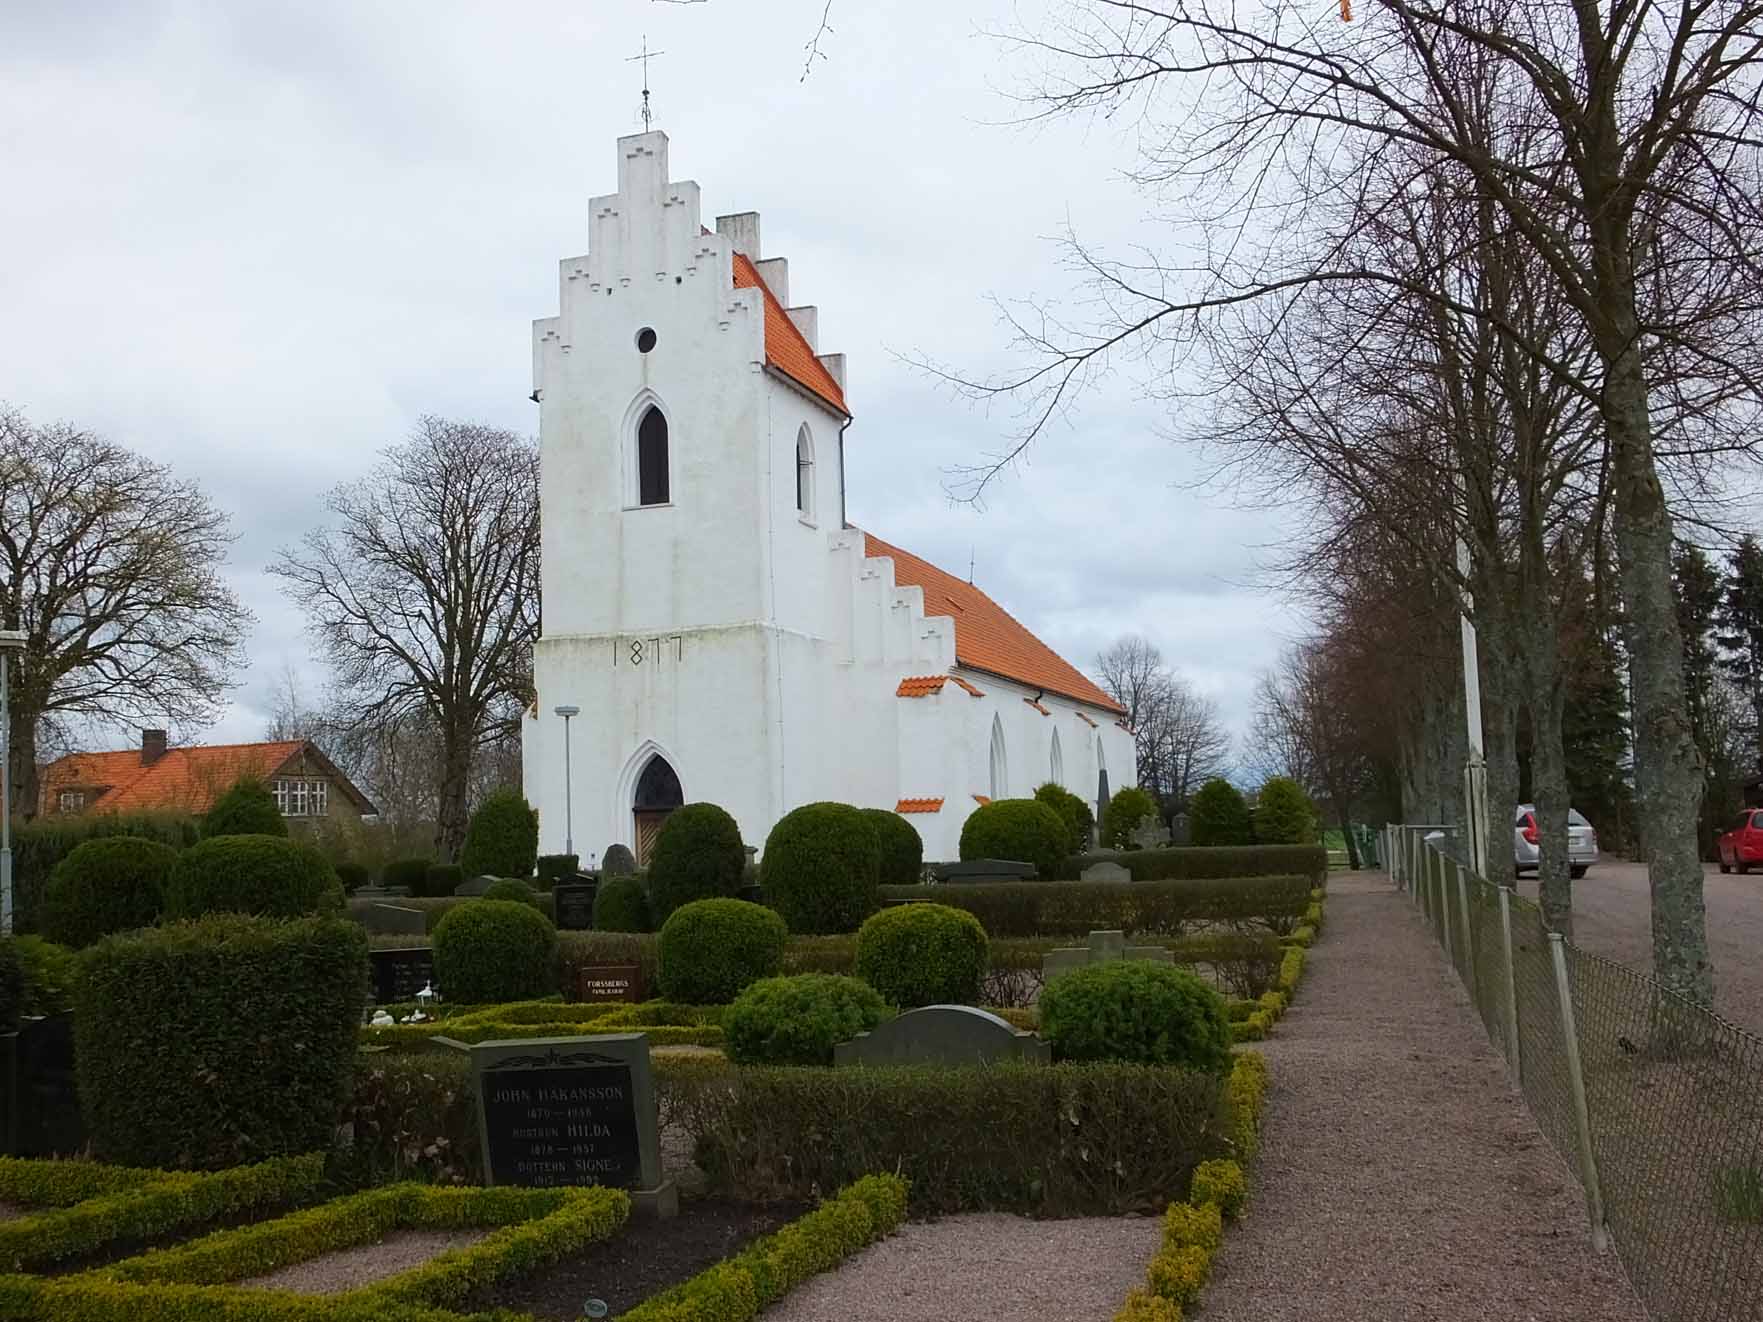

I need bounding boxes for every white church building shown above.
[521,131,1136,866]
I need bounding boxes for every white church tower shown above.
[523,131,1136,866]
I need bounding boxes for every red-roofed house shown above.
[39,729,376,826]
[520,130,1136,864]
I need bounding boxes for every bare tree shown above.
[1095,634,1230,811]
[0,406,250,816]
[271,417,539,860]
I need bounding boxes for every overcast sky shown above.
[1,0,1305,763]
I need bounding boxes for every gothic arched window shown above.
[796,425,815,521]
[989,715,1008,800]
[638,406,669,506]
[1050,726,1064,785]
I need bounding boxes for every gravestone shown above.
[358,903,426,936]
[578,963,645,1004]
[1131,819,1173,850]
[468,1032,675,1216]
[834,1006,1049,1067]
[1041,930,1173,982]
[370,947,438,1004]
[352,884,413,899]
[453,875,498,897]
[601,844,636,876]
[930,859,1037,884]
[553,881,597,931]
[1079,861,1132,883]
[0,1014,85,1157]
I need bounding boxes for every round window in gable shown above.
[636,327,658,354]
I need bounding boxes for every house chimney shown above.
[141,729,167,766]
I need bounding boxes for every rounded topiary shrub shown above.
[334,861,371,893]
[725,973,889,1066]
[1189,778,1253,847]
[74,914,368,1168]
[536,854,579,885]
[423,863,465,898]
[1040,961,1233,1072]
[1034,782,1094,857]
[760,802,879,934]
[656,898,786,1004]
[164,835,343,919]
[458,788,540,880]
[1101,786,1159,850]
[861,808,924,888]
[382,856,434,892]
[0,939,25,1033]
[481,877,541,907]
[647,803,746,923]
[432,899,558,1003]
[959,798,1069,878]
[1254,776,1318,845]
[202,776,288,839]
[593,875,653,933]
[41,837,178,948]
[855,903,988,1007]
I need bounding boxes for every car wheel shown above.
[1570,865,1587,879]
[1721,861,1731,874]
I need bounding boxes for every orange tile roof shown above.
[1075,711,1099,728]
[863,532,1125,715]
[897,676,948,698]
[732,251,848,418]
[41,741,308,815]
[972,794,992,806]
[896,797,944,814]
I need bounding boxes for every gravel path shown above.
[761,1213,1161,1322]
[1202,872,1644,1322]
[236,1228,488,1295]
[1518,859,1763,1035]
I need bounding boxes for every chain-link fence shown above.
[1386,825,1763,1322]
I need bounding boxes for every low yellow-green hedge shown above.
[0,1274,489,1322]
[619,1174,909,1321]
[0,1156,170,1209]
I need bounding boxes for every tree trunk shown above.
[434,721,474,863]
[1527,658,1574,938]
[6,698,39,823]
[1337,798,1362,869]
[1474,570,1522,884]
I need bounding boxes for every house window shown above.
[638,406,669,506]
[795,425,815,521]
[273,778,329,817]
[57,789,86,813]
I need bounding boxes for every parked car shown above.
[1514,805,1598,878]
[1717,810,1763,874]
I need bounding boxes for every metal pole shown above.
[0,650,11,936]
[561,712,574,861]
[1457,523,1490,883]
[1498,884,1522,1079]
[1549,932,1608,1251]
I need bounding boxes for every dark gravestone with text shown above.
[578,963,644,1003]
[370,947,437,1004]
[553,882,597,931]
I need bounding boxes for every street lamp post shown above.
[0,629,27,936]
[554,705,580,861]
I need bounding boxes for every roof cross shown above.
[627,35,666,132]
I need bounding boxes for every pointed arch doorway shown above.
[632,755,683,866]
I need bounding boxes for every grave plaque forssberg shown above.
[577,963,645,1004]
[468,1033,675,1216]
[369,947,438,1004]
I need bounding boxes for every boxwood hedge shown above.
[42,837,178,948]
[1063,845,1328,887]
[164,835,342,919]
[878,875,1311,937]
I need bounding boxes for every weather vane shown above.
[627,35,666,131]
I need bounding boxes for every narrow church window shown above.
[989,715,1008,800]
[1050,727,1064,785]
[638,406,669,505]
[795,425,815,521]
[636,327,657,353]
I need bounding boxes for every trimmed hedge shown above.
[334,861,371,893]
[854,903,987,1006]
[959,798,1069,878]
[0,939,25,1032]
[14,935,78,1016]
[861,808,924,888]
[657,899,786,1004]
[1190,779,1253,847]
[1040,961,1233,1071]
[75,916,368,1169]
[647,803,746,923]
[432,900,557,1003]
[880,875,1311,937]
[1254,776,1317,844]
[0,1280,472,1322]
[42,837,178,948]
[422,863,463,897]
[593,875,653,932]
[535,853,579,885]
[1064,844,1328,887]
[6,811,198,934]
[760,802,879,934]
[457,788,539,880]
[164,834,342,919]
[620,1175,908,1322]
[480,877,540,907]
[381,857,434,892]
[724,974,889,1066]
[202,777,287,839]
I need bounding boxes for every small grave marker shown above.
[601,844,636,876]
[1041,930,1173,982]
[453,875,498,897]
[358,903,426,936]
[1079,861,1131,883]
[577,963,645,1004]
[553,881,597,931]
[370,947,438,1004]
[834,1005,1049,1067]
[930,859,1037,884]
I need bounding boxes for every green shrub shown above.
[382,856,434,892]
[761,802,879,934]
[536,854,579,885]
[1101,786,1159,850]
[202,776,287,839]
[1254,776,1318,845]
[647,803,746,923]
[423,863,464,897]
[480,878,541,907]
[877,875,1310,937]
[14,936,79,1017]
[1035,783,1095,856]
[1040,961,1232,1072]
[657,898,786,1004]
[0,940,25,1032]
[334,861,372,893]
[1063,844,1328,886]
[433,900,558,1004]
[592,875,653,933]
[1190,779,1253,847]
[6,811,197,935]
[724,974,889,1065]
[41,836,178,947]
[959,799,1069,878]
[458,788,539,880]
[164,834,342,919]
[861,808,924,888]
[855,903,987,1006]
[74,914,368,1168]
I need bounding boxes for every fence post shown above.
[1455,859,1474,975]
[1439,849,1455,965]
[1497,884,1522,1080]
[1548,932,1609,1252]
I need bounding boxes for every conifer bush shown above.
[593,875,654,933]
[1101,786,1159,850]
[1040,961,1233,1072]
[536,854,580,885]
[647,803,746,923]
[1189,778,1254,847]
[0,940,25,1033]
[959,798,1069,878]
[202,776,288,839]
[1035,783,1094,856]
[41,837,178,948]
[761,802,879,933]
[433,899,558,1003]
[1254,776,1318,845]
[164,834,343,919]
[855,903,987,1006]
[860,808,924,887]
[657,898,786,1004]
[724,973,889,1065]
[6,811,197,935]
[458,788,540,880]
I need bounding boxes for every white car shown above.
[1514,804,1597,879]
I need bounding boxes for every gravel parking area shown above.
[1201,872,1643,1322]
[1518,859,1763,1035]
[236,1228,488,1294]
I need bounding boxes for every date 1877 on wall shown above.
[612,635,684,668]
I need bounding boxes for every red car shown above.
[1718,810,1763,873]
